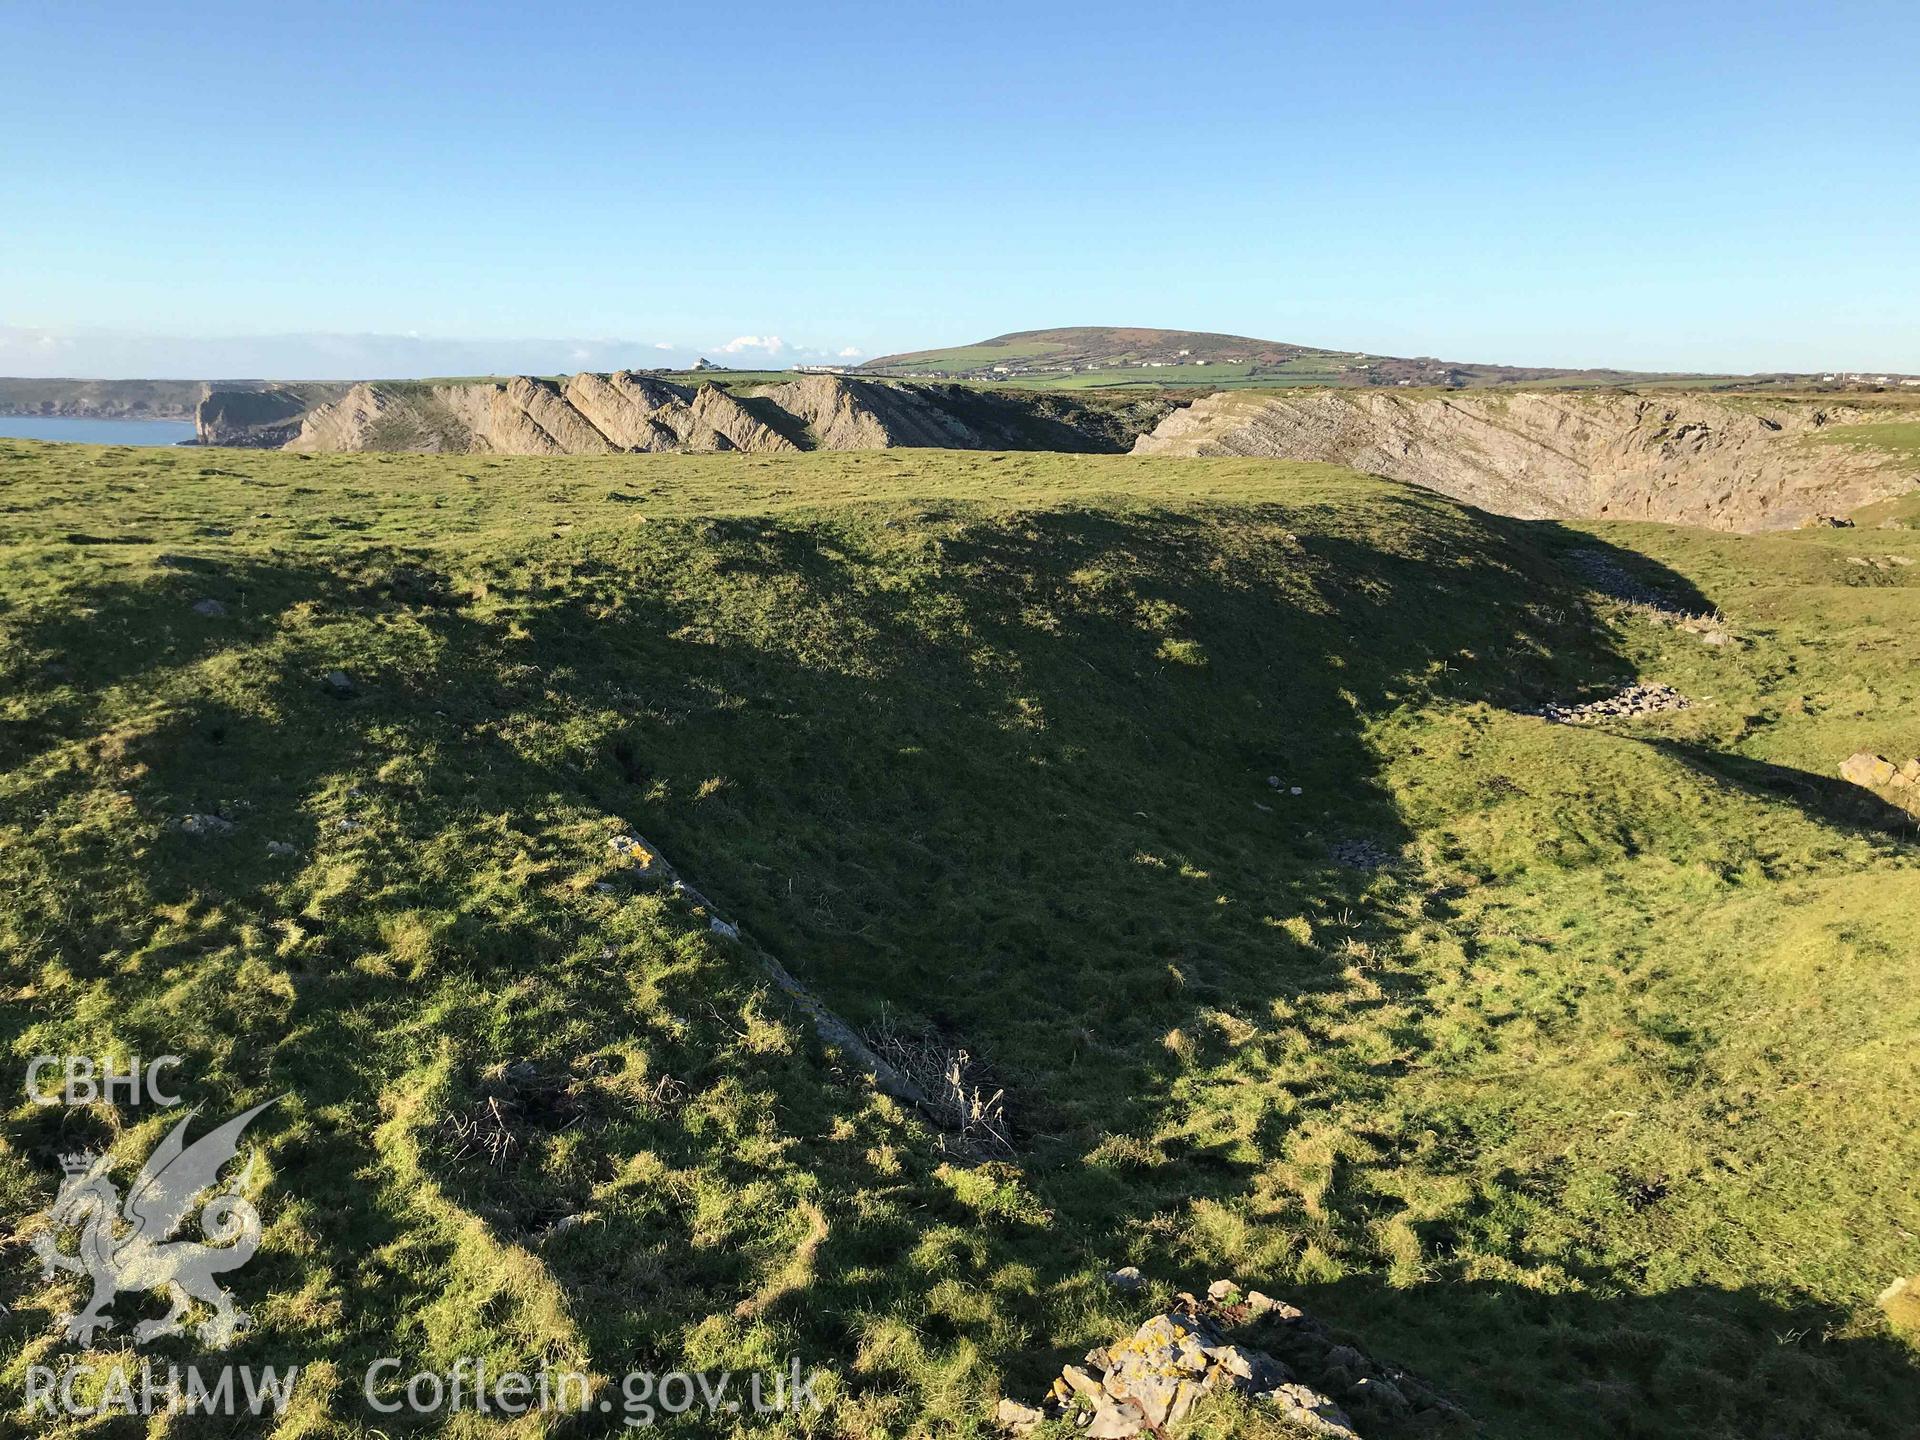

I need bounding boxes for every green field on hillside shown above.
[2,440,1917,1437]
[1815,419,1920,465]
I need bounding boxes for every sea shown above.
[0,415,197,446]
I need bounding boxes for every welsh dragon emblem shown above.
[31,1099,276,1347]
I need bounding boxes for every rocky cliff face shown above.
[1131,390,1917,530]
[754,374,984,448]
[285,374,802,456]
[200,373,1914,532]
[240,372,1152,458]
[195,384,349,447]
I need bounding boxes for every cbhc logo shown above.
[27,1055,185,1107]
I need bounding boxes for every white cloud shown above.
[717,334,784,355]
[654,341,675,350]
[838,346,863,358]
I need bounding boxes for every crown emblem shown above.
[58,1151,100,1178]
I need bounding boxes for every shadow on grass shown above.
[1646,738,1919,841]
[1285,1273,1918,1440]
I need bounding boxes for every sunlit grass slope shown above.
[1,439,1916,1437]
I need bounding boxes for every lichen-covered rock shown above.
[1021,1306,1354,1437]
[998,1279,1478,1437]
[1841,751,1900,787]
[608,832,671,881]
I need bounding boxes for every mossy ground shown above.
[1,440,1916,1436]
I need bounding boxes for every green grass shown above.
[1815,419,1920,464]
[859,340,1065,373]
[1,439,1917,1436]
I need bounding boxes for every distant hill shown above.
[0,377,211,419]
[860,325,1899,392]
[863,327,1331,375]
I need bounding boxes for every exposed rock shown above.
[1879,1275,1920,1339]
[190,597,227,617]
[562,372,693,450]
[1133,391,1917,532]
[288,383,430,453]
[1330,838,1396,870]
[1565,547,1721,633]
[219,372,1160,457]
[1022,1306,1358,1438]
[608,832,671,880]
[755,374,981,448]
[479,376,615,455]
[686,384,797,452]
[995,1397,1045,1433]
[1348,1377,1410,1417]
[1107,1265,1145,1292]
[178,813,236,838]
[323,669,356,695]
[1841,752,1900,787]
[196,383,348,446]
[266,840,297,857]
[1536,683,1690,725]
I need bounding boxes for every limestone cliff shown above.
[1131,390,1919,530]
[285,373,800,456]
[252,371,1145,458]
[197,384,349,446]
[753,375,984,448]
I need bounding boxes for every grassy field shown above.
[1814,419,1920,466]
[1,439,1917,1437]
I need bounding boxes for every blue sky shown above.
[2,0,1914,378]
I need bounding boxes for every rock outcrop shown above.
[1000,1280,1470,1438]
[1132,390,1918,531]
[228,372,1159,458]
[204,373,1919,533]
[562,372,690,450]
[754,374,986,448]
[285,373,803,456]
[197,384,349,447]
[1840,751,1920,794]
[1535,682,1692,725]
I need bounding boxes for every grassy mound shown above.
[2,441,1916,1436]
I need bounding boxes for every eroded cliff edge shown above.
[1131,389,1916,530]
[230,372,1167,458]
